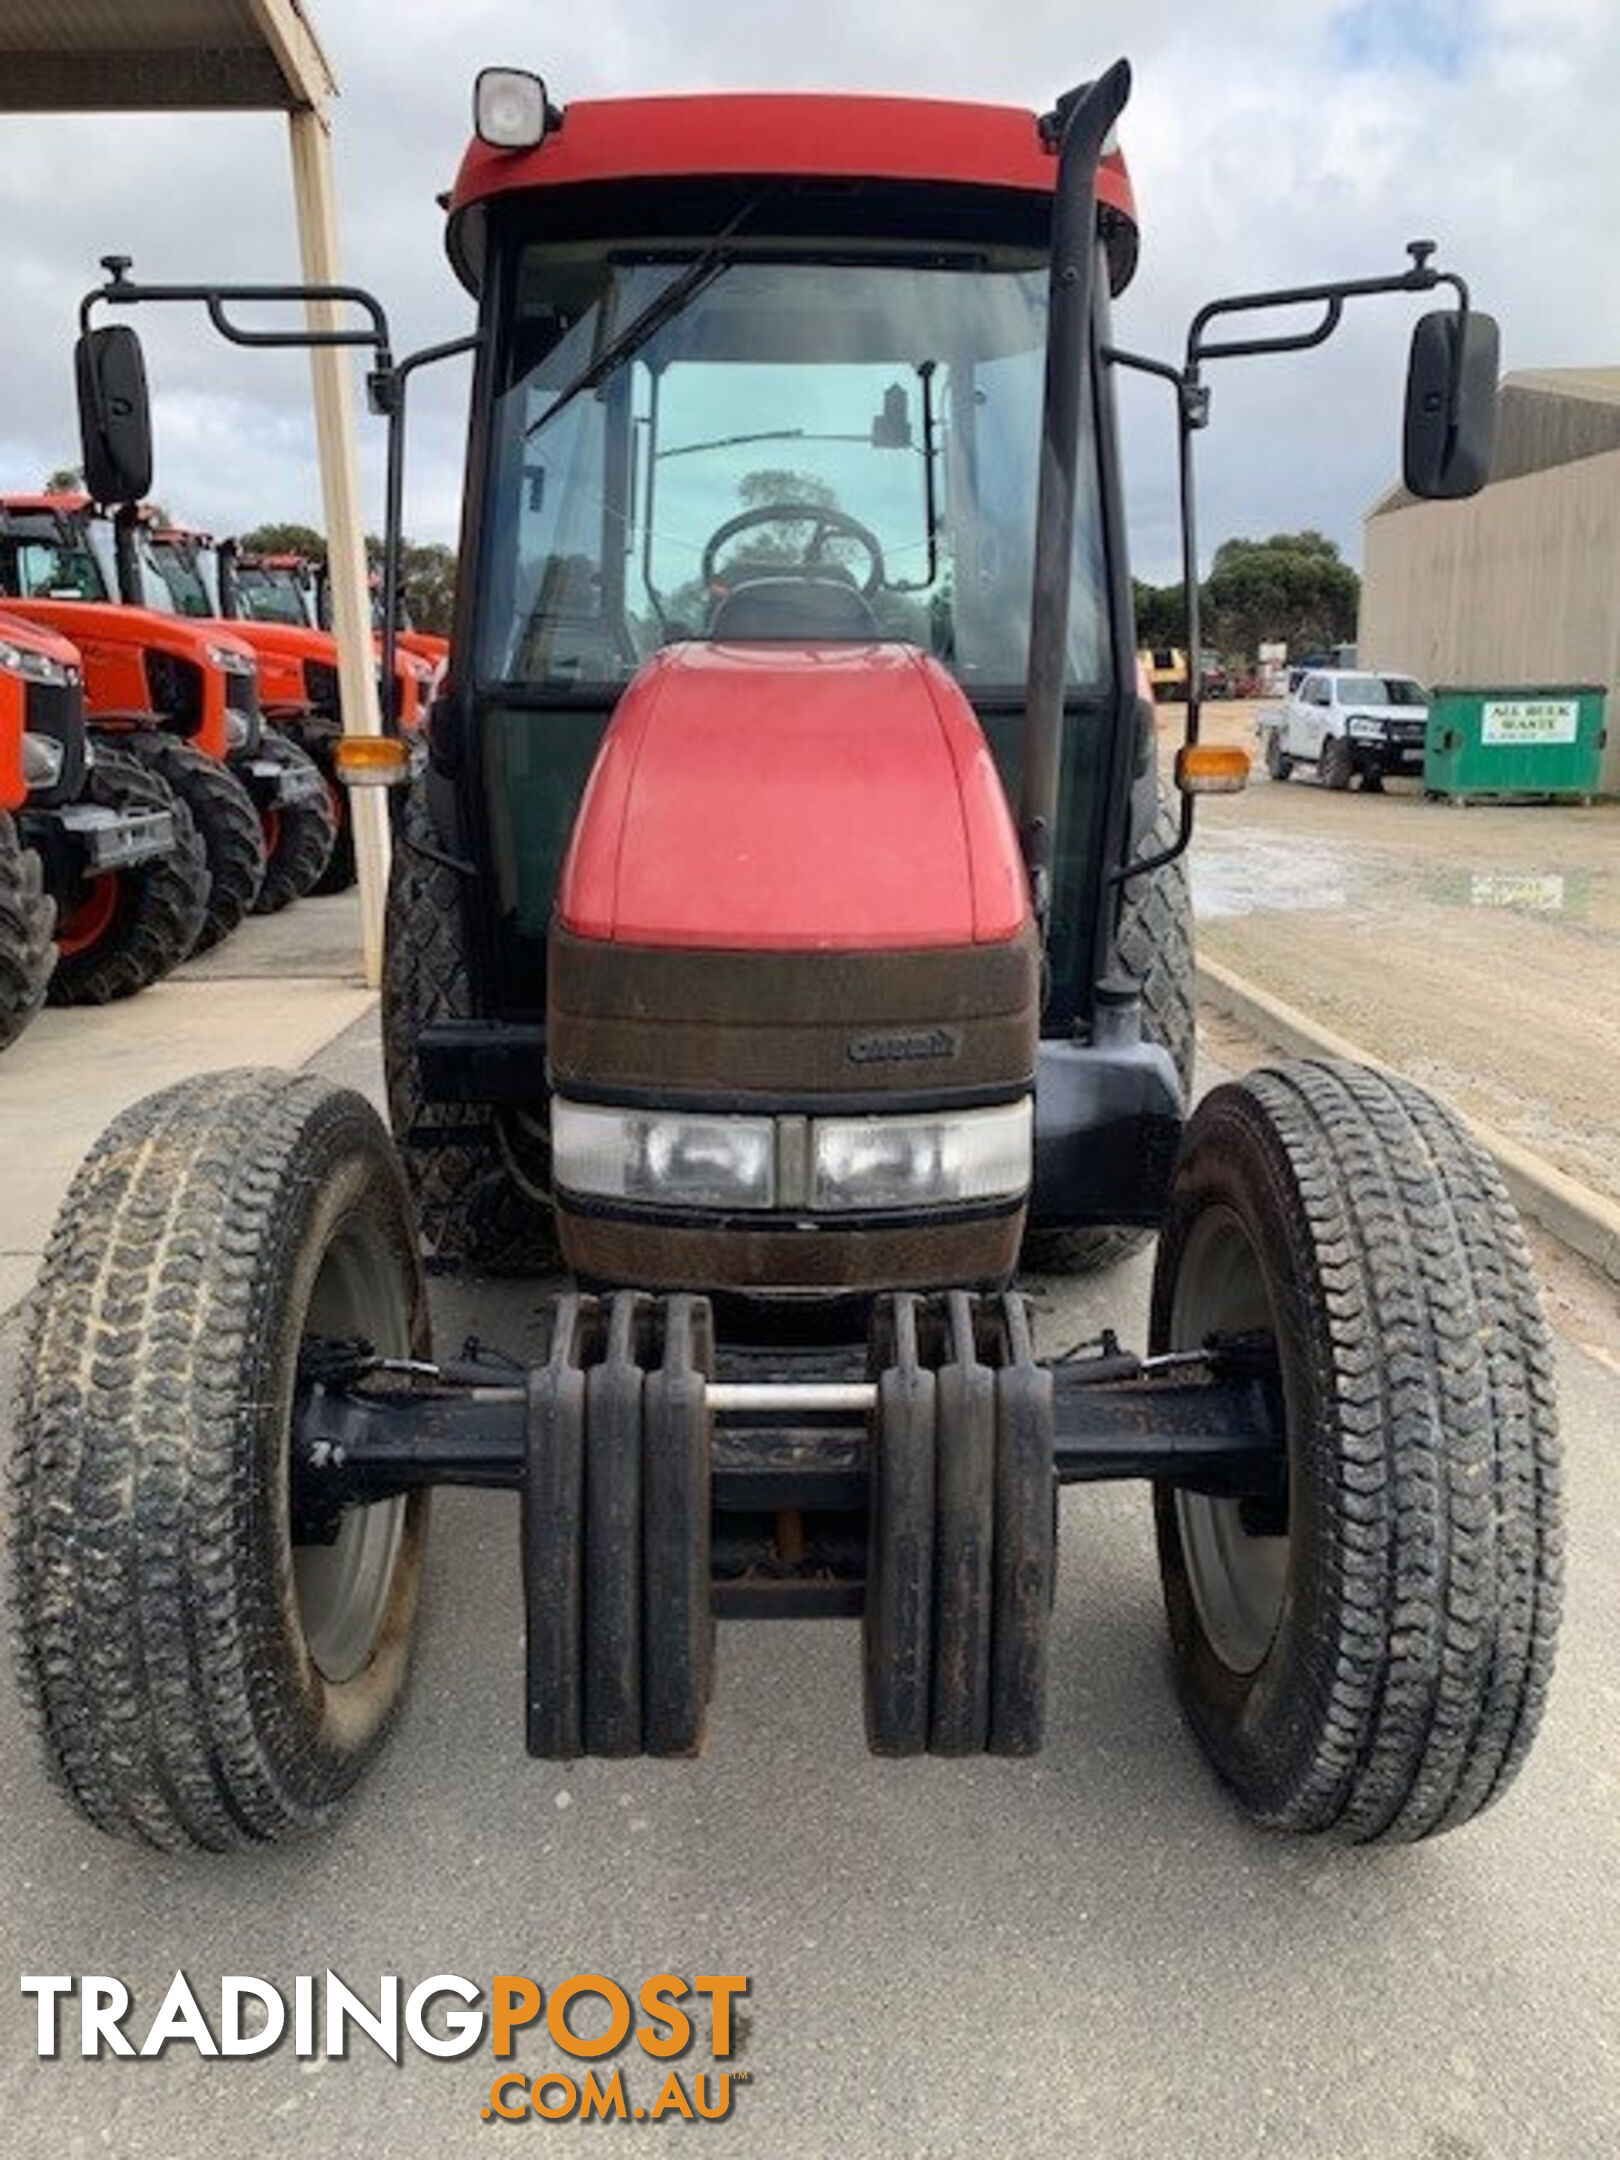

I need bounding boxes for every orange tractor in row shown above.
[0,493,335,928]
[131,520,438,894]
[0,607,206,1046]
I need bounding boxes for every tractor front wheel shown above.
[283,713,357,895]
[46,746,209,1005]
[248,727,338,914]
[1150,1060,1562,1842]
[106,729,265,953]
[0,812,54,1051]
[8,1069,431,1850]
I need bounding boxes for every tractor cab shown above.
[423,89,1177,1288]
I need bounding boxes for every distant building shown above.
[1359,366,1620,792]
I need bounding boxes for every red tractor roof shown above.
[449,91,1138,292]
[2,492,93,516]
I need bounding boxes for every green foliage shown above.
[232,523,457,636]
[44,465,84,494]
[1132,578,1184,649]
[236,521,327,562]
[398,541,457,637]
[1204,530,1358,658]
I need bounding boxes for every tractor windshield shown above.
[235,563,315,627]
[0,515,118,603]
[477,246,1108,698]
[137,533,216,618]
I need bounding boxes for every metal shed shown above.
[1359,368,1620,796]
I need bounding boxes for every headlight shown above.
[224,708,254,751]
[0,639,76,687]
[1347,714,1386,740]
[22,733,65,790]
[552,1097,1033,1214]
[811,1100,1031,1211]
[205,642,257,676]
[554,1103,776,1210]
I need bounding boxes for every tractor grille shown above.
[143,649,206,735]
[304,658,340,715]
[549,925,1040,1293]
[23,677,88,808]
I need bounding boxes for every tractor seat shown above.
[708,576,881,642]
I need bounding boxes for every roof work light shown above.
[474,69,555,150]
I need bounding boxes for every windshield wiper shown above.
[523,190,771,441]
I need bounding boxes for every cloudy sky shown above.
[2,0,1615,582]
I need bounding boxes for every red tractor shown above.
[0,496,269,948]
[138,525,436,895]
[0,495,338,915]
[9,64,1557,1854]
[0,609,207,1040]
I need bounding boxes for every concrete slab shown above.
[0,974,376,1308]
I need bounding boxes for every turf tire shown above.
[1150,1059,1563,1842]
[8,1069,431,1851]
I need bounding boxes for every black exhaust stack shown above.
[1020,59,1132,924]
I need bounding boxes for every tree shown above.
[1204,531,1358,659]
[1132,578,1185,649]
[44,465,83,494]
[398,541,457,636]
[236,521,328,561]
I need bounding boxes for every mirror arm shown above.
[1109,242,1476,888]
[378,335,480,726]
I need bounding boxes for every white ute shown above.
[1258,667,1431,791]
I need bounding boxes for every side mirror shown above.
[1403,309,1498,500]
[75,324,153,506]
[870,383,913,449]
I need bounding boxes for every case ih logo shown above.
[845,1026,961,1066]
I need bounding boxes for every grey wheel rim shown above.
[293,1213,410,1686]
[1170,1207,1289,1675]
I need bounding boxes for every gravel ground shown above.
[1169,700,1620,1202]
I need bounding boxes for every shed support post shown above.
[287,101,387,989]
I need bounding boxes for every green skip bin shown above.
[1424,683,1609,801]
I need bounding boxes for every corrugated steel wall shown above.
[1359,446,1620,792]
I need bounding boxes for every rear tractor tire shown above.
[383,784,561,1274]
[248,726,338,915]
[47,746,209,1006]
[106,728,265,954]
[8,1069,432,1850]
[1150,1059,1562,1842]
[1022,787,1194,1276]
[0,812,55,1051]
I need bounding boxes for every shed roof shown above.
[0,0,334,111]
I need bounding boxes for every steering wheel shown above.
[700,504,887,598]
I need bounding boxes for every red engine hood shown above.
[557,642,1030,951]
